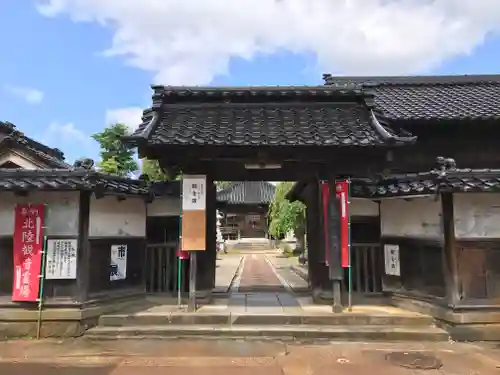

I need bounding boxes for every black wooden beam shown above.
[441,192,460,307]
[76,191,91,303]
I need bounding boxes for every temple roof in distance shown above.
[217,181,276,205]
[323,74,500,123]
[0,121,71,168]
[126,86,415,148]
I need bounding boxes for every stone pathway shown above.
[213,254,243,294]
[225,253,303,313]
[266,254,309,292]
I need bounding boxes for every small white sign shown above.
[384,244,400,276]
[110,244,127,281]
[182,175,207,211]
[45,239,78,279]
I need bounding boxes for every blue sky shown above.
[1,0,499,165]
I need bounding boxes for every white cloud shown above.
[42,122,92,148]
[36,0,500,85]
[4,85,44,104]
[105,107,143,133]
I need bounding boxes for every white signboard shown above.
[45,239,78,279]
[110,244,127,281]
[384,244,401,276]
[182,175,207,211]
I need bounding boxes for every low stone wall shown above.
[391,294,500,341]
[0,291,145,339]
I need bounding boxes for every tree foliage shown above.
[92,123,138,176]
[141,159,167,181]
[215,181,232,190]
[268,182,306,240]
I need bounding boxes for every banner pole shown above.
[36,204,48,340]
[178,179,184,308]
[347,180,353,312]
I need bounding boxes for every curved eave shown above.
[370,110,417,146]
[121,110,160,147]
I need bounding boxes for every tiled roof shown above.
[217,181,276,205]
[127,86,415,147]
[0,121,70,168]
[0,169,151,196]
[287,167,500,201]
[323,74,500,122]
[359,169,500,198]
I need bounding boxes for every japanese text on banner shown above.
[12,204,45,302]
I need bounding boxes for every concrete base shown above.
[0,293,147,339]
[391,293,500,341]
[87,307,449,341]
[85,324,448,342]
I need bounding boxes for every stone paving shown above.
[266,254,310,292]
[223,253,304,313]
[213,254,243,294]
[1,339,500,374]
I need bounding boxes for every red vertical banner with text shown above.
[335,181,350,268]
[12,204,45,302]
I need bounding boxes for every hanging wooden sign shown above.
[181,175,207,251]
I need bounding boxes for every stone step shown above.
[98,312,435,327]
[85,324,449,342]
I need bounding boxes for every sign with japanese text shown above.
[182,175,206,211]
[46,239,78,280]
[335,180,350,268]
[384,244,400,276]
[12,204,45,302]
[181,175,207,251]
[110,244,127,281]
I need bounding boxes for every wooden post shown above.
[188,252,197,311]
[441,192,460,307]
[76,191,91,303]
[325,178,343,313]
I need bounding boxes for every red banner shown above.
[321,182,330,266]
[336,181,350,268]
[12,204,45,302]
[177,248,190,260]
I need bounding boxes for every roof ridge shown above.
[323,73,500,87]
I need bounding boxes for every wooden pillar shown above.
[441,192,460,307]
[327,179,343,312]
[195,175,217,299]
[305,178,331,301]
[76,191,91,303]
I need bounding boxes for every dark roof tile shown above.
[0,121,70,168]
[0,169,150,196]
[128,86,415,147]
[323,74,500,122]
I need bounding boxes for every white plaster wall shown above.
[454,193,500,239]
[147,197,180,217]
[350,198,379,217]
[0,191,79,236]
[89,196,146,237]
[380,196,442,239]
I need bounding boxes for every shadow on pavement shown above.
[0,363,116,375]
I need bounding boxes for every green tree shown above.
[92,123,138,176]
[268,182,306,250]
[215,181,232,190]
[141,159,167,181]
